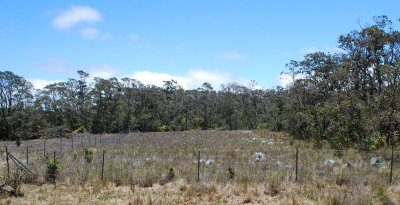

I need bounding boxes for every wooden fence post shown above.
[43,140,46,158]
[6,146,9,179]
[197,150,200,183]
[26,146,29,166]
[295,148,299,182]
[101,150,105,181]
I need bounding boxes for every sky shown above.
[1,1,400,90]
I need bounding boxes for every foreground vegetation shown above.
[1,130,400,204]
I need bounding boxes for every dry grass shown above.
[1,181,399,204]
[0,130,399,204]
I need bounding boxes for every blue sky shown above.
[1,1,399,90]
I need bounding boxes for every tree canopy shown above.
[1,16,399,150]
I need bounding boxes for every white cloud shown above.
[80,27,111,39]
[130,71,188,88]
[278,73,293,88]
[278,72,307,88]
[217,51,248,60]
[89,64,119,79]
[52,6,102,29]
[130,69,261,90]
[29,79,60,90]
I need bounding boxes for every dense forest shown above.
[1,16,399,150]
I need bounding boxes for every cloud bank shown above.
[130,69,262,90]
[29,79,61,90]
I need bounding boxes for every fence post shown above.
[6,146,9,179]
[60,138,63,153]
[101,150,105,181]
[43,140,46,158]
[95,136,97,147]
[88,136,91,147]
[197,150,200,183]
[26,146,29,166]
[53,151,56,163]
[295,148,299,182]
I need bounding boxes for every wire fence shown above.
[1,134,400,186]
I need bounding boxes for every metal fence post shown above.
[197,150,200,183]
[101,150,105,180]
[295,148,299,182]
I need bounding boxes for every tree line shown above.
[1,16,399,150]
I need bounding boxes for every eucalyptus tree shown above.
[0,71,34,139]
[91,77,124,133]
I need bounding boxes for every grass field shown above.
[1,130,400,204]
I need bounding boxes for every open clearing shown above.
[1,130,400,204]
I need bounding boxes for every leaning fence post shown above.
[197,150,201,183]
[295,148,299,182]
[6,146,10,179]
[101,150,105,180]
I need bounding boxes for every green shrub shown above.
[46,159,60,183]
[167,167,175,181]
[228,166,235,180]
[84,147,94,163]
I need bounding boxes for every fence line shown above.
[2,134,399,185]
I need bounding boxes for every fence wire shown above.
[1,134,400,186]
